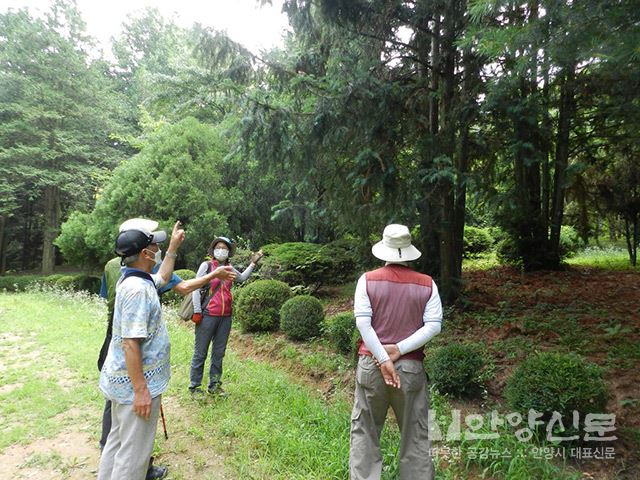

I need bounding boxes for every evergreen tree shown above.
[0,0,125,273]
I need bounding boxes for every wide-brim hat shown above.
[211,236,236,257]
[115,218,167,258]
[371,224,421,262]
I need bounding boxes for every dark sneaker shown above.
[146,464,168,480]
[189,386,204,396]
[207,384,228,397]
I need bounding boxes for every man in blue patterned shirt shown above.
[98,219,183,480]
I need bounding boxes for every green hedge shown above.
[0,274,100,294]
[280,295,324,341]
[505,352,608,421]
[0,275,42,292]
[235,280,292,333]
[426,343,485,397]
[258,240,358,288]
[323,312,357,355]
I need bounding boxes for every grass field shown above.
[0,271,636,479]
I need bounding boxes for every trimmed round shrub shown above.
[235,280,292,333]
[280,295,324,341]
[505,352,608,420]
[41,274,65,286]
[318,238,359,284]
[427,343,485,397]
[463,226,493,257]
[161,268,196,304]
[259,240,358,287]
[229,248,253,271]
[0,275,40,292]
[259,242,323,286]
[75,274,101,294]
[323,312,357,355]
[174,269,197,281]
[55,275,78,290]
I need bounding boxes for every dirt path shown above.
[0,331,230,480]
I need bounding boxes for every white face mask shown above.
[146,248,162,266]
[213,248,229,261]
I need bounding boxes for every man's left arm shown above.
[384,282,443,362]
[156,221,185,285]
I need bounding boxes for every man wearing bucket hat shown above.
[350,224,443,480]
[97,219,184,480]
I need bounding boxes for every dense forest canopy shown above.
[0,0,638,300]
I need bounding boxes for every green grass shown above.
[0,290,105,449]
[246,332,355,379]
[0,289,594,479]
[455,422,584,479]
[462,252,499,271]
[462,244,637,271]
[566,246,635,270]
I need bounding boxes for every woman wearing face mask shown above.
[189,236,263,396]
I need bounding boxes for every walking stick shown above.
[160,403,169,440]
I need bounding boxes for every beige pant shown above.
[349,356,434,480]
[98,395,161,480]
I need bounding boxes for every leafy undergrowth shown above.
[2,265,637,479]
[565,247,634,271]
[455,267,640,473]
[239,266,640,479]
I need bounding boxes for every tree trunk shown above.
[504,1,549,271]
[417,13,442,279]
[454,129,469,278]
[549,64,576,267]
[21,199,33,271]
[454,44,478,281]
[625,217,638,267]
[541,31,551,236]
[41,185,60,275]
[436,0,459,303]
[0,215,6,275]
[608,214,617,241]
[634,216,638,267]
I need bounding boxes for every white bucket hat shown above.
[118,218,167,244]
[371,224,421,262]
[115,218,167,259]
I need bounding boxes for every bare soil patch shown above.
[0,430,99,480]
[0,330,229,479]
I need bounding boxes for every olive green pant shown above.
[349,355,434,480]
